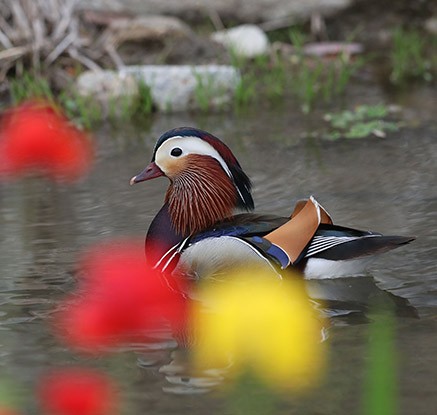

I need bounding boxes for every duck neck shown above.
[165,157,238,237]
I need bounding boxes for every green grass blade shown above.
[363,309,397,415]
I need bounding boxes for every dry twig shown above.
[0,0,101,81]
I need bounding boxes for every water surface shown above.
[1,88,436,414]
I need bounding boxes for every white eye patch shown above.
[154,136,232,178]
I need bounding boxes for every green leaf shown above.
[362,309,397,415]
[356,104,389,119]
[345,121,377,138]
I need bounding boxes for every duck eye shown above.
[171,147,183,157]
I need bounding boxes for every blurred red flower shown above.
[38,368,117,415]
[0,101,93,181]
[56,240,187,351]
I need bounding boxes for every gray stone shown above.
[76,65,240,113]
[122,65,240,112]
[425,17,437,35]
[211,24,270,58]
[76,0,353,25]
[76,70,138,104]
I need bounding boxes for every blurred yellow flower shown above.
[191,268,326,391]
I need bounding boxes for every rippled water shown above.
[1,86,436,413]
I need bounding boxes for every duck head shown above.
[131,127,254,237]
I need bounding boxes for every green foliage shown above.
[390,27,435,84]
[362,309,397,415]
[6,73,158,130]
[335,55,367,95]
[108,94,134,122]
[10,73,54,104]
[107,80,155,123]
[326,104,388,129]
[233,52,288,110]
[194,72,214,112]
[232,28,364,113]
[58,89,102,130]
[344,120,399,139]
[135,79,154,116]
[288,29,365,113]
[0,378,22,409]
[291,54,365,114]
[194,71,228,112]
[267,24,307,44]
[225,372,278,415]
[291,60,324,114]
[9,73,102,129]
[258,53,288,102]
[230,51,257,109]
[234,73,257,108]
[324,104,400,139]
[288,28,306,50]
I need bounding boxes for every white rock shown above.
[76,70,138,99]
[122,65,240,112]
[211,24,270,58]
[425,17,437,35]
[76,65,241,113]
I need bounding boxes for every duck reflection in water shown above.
[135,273,417,395]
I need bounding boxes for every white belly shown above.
[177,236,373,280]
[304,257,372,279]
[177,236,282,280]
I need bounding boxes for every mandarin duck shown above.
[130,127,414,281]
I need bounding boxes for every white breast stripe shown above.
[160,236,191,272]
[153,236,191,270]
[153,243,179,270]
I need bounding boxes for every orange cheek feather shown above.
[160,157,189,178]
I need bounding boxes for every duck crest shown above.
[165,154,238,236]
